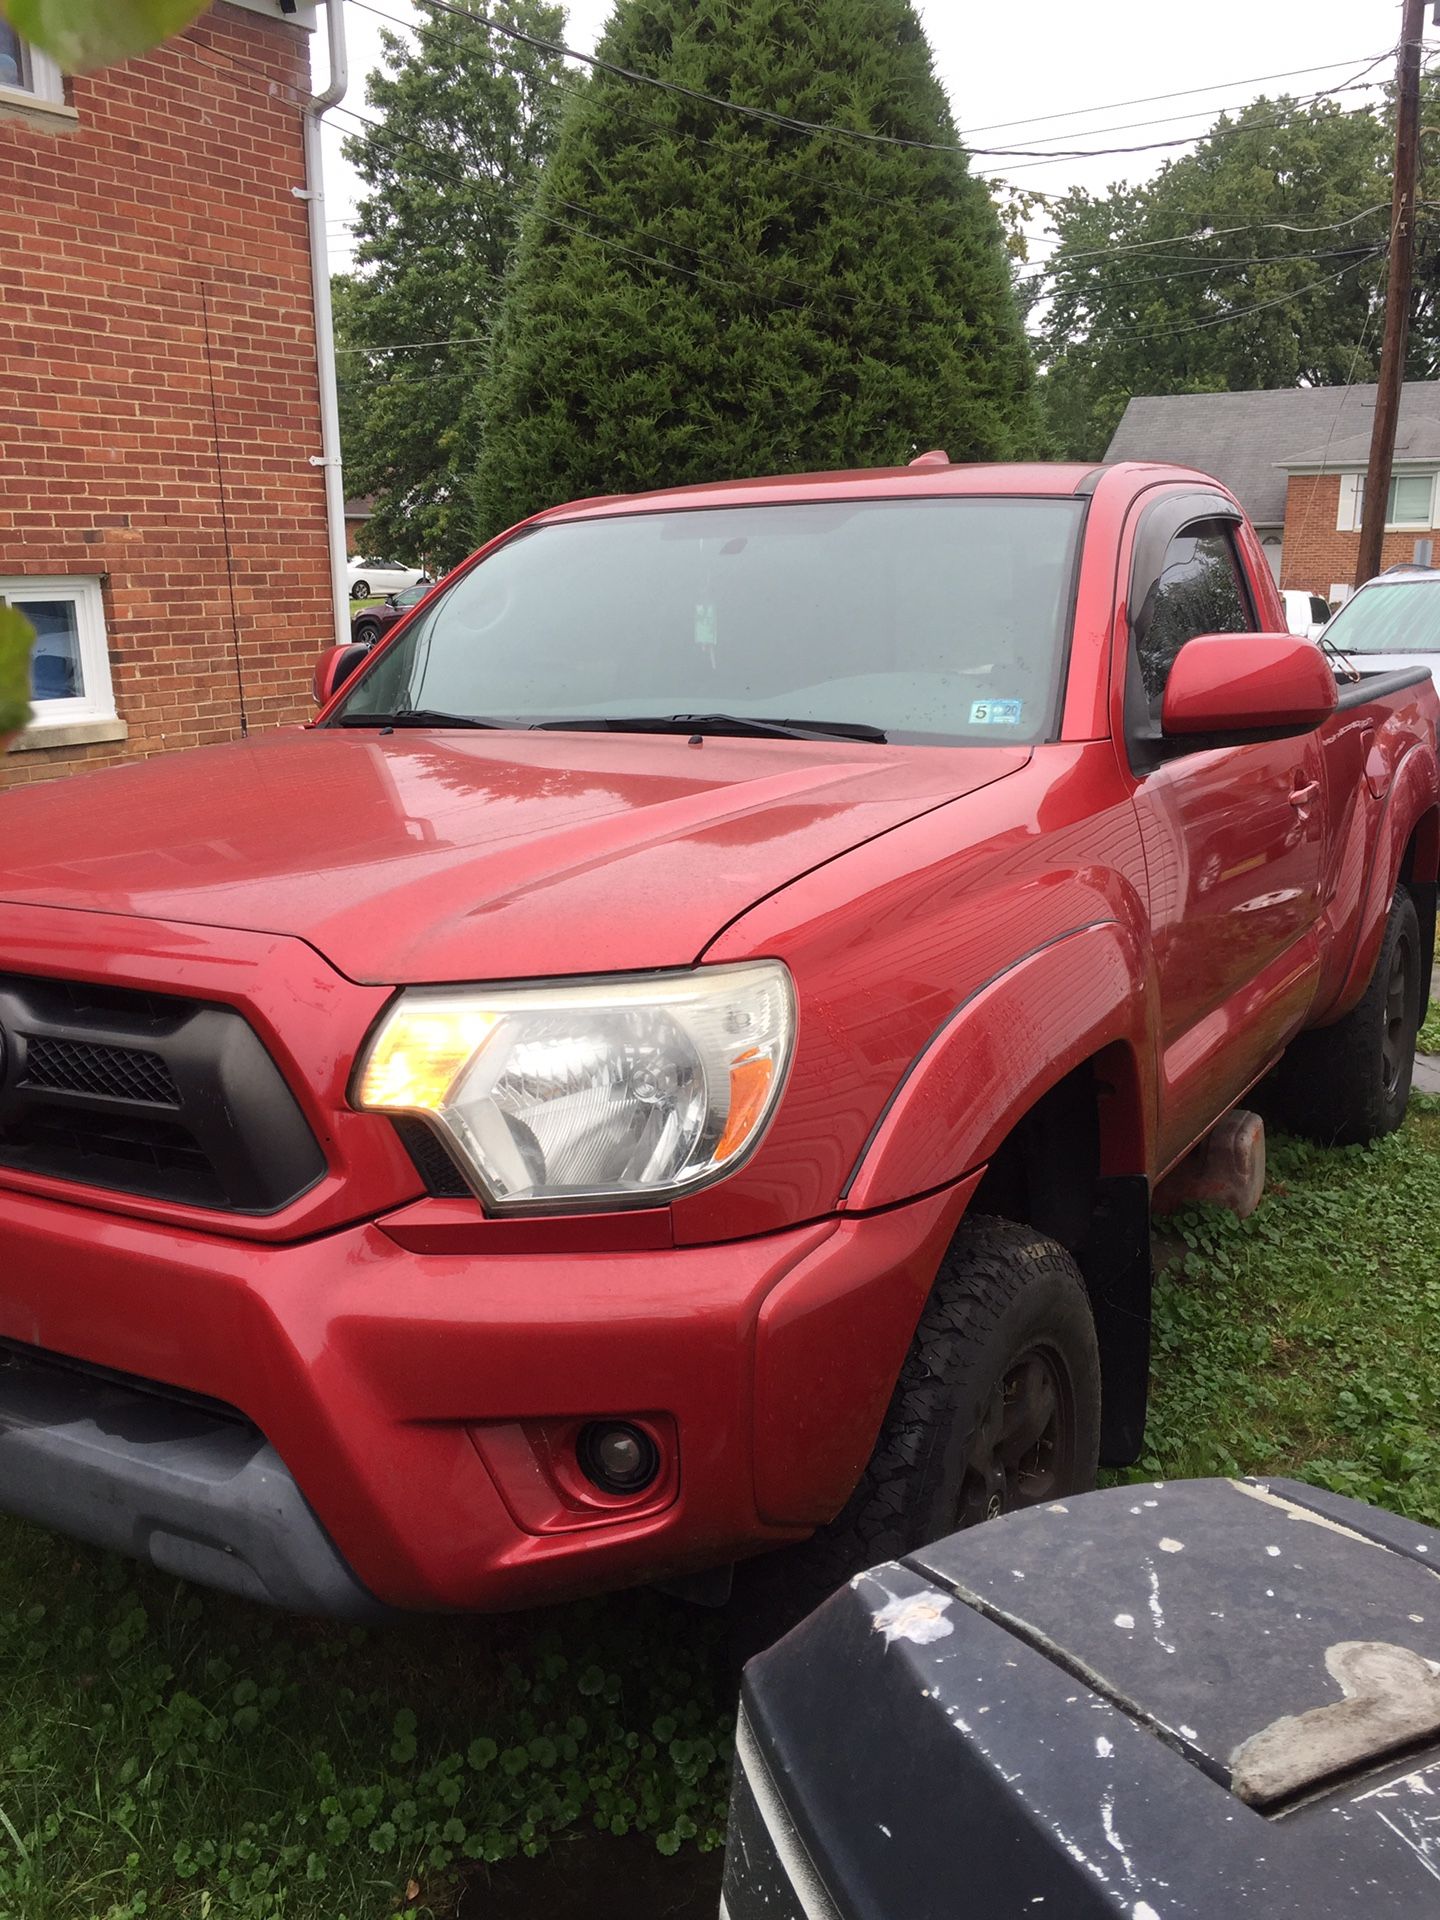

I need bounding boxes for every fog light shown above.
[578,1422,660,1495]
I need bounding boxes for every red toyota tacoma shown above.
[0,459,1436,1618]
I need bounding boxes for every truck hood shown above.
[0,728,1030,982]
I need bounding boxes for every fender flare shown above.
[1326,744,1440,1021]
[842,918,1153,1215]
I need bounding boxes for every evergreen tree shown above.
[339,0,567,569]
[475,0,1038,536]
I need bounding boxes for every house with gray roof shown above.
[1105,383,1440,600]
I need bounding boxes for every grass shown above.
[4,1105,1440,1917]
[1133,1102,1440,1517]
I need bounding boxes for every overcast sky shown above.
[320,0,1423,276]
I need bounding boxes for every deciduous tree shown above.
[1036,96,1418,459]
[340,0,567,568]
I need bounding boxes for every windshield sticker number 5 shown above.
[970,699,1023,725]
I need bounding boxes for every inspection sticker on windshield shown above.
[970,699,1024,725]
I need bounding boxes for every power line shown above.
[344,1,1390,151]
[342,0,1395,168]
[959,50,1397,137]
[1105,248,1385,342]
[333,239,1395,354]
[329,85,1400,343]
[1025,202,1395,269]
[967,53,1397,166]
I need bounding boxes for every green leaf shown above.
[0,605,32,741]
[0,0,210,72]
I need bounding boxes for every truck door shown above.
[1123,503,1327,1170]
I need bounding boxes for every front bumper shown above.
[0,1342,383,1618]
[0,1177,971,1613]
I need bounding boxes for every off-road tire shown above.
[1264,886,1421,1146]
[734,1217,1101,1645]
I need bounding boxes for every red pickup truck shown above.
[0,459,1436,1618]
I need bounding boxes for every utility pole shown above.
[1356,0,1426,586]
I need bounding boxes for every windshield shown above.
[1323,580,1440,655]
[334,497,1086,744]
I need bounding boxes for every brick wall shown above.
[1280,473,1439,598]
[0,3,329,787]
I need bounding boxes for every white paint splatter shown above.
[1047,1504,1069,1514]
[1012,1569,1027,1579]
[1266,1545,1281,1557]
[1114,1613,1136,1631]
[1179,1725,1198,1741]
[877,1823,892,1838]
[1412,1615,1427,1624]
[1146,1563,1176,1655]
[1158,1537,1184,1553]
[1142,1500,1159,1509]
[1096,1735,1114,1757]
[870,1590,955,1646]
[1101,1791,1141,1890]
[1134,1905,1161,1920]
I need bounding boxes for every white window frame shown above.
[0,27,63,102]
[1337,470,1437,533]
[1,575,117,734]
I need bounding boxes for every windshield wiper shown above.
[330,709,510,730]
[1317,633,1362,685]
[532,713,888,743]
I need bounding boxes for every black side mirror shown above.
[313,642,371,707]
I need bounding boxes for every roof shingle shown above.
[1104,383,1440,526]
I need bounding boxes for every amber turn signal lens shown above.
[356,1004,498,1112]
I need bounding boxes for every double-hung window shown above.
[1339,471,1437,533]
[1,576,120,742]
[0,23,71,126]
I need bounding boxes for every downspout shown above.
[300,0,349,649]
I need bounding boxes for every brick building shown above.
[1106,382,1440,609]
[0,0,339,788]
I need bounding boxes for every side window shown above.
[1134,520,1254,707]
[1310,595,1331,626]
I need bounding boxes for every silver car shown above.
[1320,566,1440,685]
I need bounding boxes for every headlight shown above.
[355,962,795,1210]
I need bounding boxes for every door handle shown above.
[1288,781,1321,809]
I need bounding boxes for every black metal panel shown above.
[0,973,325,1213]
[391,1115,471,1198]
[728,1484,1440,1920]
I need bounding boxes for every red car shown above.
[349,581,431,652]
[0,459,1435,1617]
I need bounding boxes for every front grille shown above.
[14,1109,226,1208]
[0,973,326,1214]
[24,1036,179,1107]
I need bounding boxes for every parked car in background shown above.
[1281,587,1331,640]
[351,583,429,650]
[1319,566,1440,686]
[0,458,1435,1622]
[346,555,429,600]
